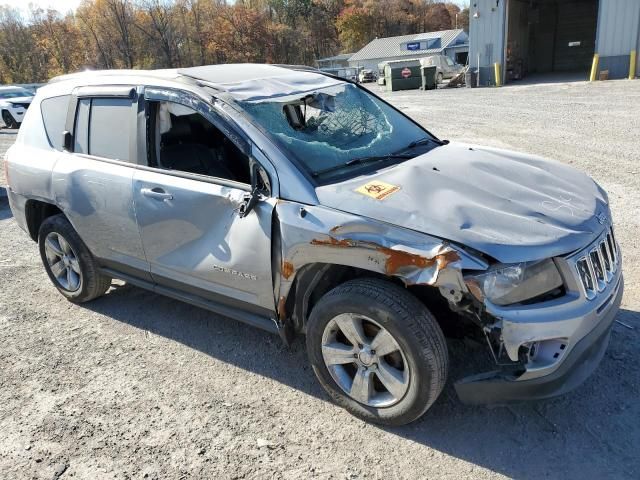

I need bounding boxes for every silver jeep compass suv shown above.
[5,64,623,425]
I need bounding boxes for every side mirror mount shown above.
[62,130,73,151]
[238,160,267,218]
[238,188,259,219]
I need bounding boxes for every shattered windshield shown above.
[238,83,435,183]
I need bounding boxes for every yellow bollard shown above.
[590,54,599,81]
[494,62,502,87]
[630,50,637,80]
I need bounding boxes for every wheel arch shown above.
[24,199,64,241]
[282,262,453,335]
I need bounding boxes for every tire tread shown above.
[38,214,111,303]
[307,277,448,425]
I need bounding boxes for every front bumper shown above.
[455,274,623,405]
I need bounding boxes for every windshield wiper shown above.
[311,153,413,178]
[406,137,449,149]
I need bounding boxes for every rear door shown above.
[132,87,276,314]
[51,86,151,279]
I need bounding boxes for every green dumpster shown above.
[421,65,437,90]
[384,60,422,92]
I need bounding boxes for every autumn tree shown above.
[0,7,39,83]
[0,0,465,83]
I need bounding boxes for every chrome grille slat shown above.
[599,241,611,278]
[606,233,616,265]
[574,226,619,300]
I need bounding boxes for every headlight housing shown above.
[465,259,564,306]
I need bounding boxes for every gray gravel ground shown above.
[1,79,639,479]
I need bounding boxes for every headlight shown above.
[465,259,563,306]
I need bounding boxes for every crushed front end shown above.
[453,225,623,404]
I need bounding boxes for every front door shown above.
[133,90,276,313]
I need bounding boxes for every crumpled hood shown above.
[315,142,609,264]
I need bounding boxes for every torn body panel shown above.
[273,199,488,326]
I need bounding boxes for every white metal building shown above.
[348,29,469,72]
[469,0,640,85]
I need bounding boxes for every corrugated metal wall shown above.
[469,0,507,85]
[469,0,640,83]
[596,0,640,78]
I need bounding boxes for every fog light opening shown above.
[521,338,569,370]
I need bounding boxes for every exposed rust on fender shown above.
[377,247,460,275]
[310,237,353,247]
[309,236,461,281]
[330,225,341,234]
[277,295,287,322]
[282,261,295,280]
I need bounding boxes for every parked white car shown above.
[420,55,464,84]
[0,86,34,129]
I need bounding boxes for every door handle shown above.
[141,187,173,201]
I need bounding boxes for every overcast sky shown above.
[1,0,82,14]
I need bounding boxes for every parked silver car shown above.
[5,65,623,425]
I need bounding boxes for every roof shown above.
[317,53,354,63]
[180,64,345,102]
[48,64,346,103]
[49,68,180,84]
[349,29,466,62]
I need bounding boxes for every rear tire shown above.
[38,214,111,303]
[306,278,448,426]
[437,72,444,84]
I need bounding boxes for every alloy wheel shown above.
[44,232,82,292]
[321,313,410,407]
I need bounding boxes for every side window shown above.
[146,100,250,184]
[445,57,454,67]
[73,97,133,162]
[40,95,70,151]
[89,98,133,161]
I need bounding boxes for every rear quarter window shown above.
[40,95,70,151]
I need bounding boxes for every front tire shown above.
[437,72,444,84]
[38,214,111,303]
[2,110,18,129]
[306,278,448,426]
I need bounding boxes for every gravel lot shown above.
[1,79,639,479]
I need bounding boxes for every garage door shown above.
[553,0,598,71]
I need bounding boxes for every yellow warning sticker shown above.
[355,181,401,200]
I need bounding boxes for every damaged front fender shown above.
[274,199,488,321]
